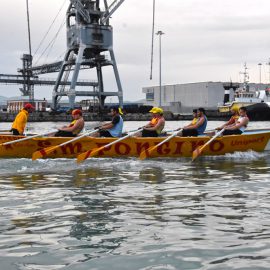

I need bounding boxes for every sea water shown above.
[0,121,270,270]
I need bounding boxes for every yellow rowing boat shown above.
[0,130,270,159]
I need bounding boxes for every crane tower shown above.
[52,0,125,110]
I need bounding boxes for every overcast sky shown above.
[1,0,270,101]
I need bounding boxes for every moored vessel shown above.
[218,63,270,120]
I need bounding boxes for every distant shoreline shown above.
[0,111,233,122]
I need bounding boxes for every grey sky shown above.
[0,0,270,101]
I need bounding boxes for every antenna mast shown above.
[239,63,249,92]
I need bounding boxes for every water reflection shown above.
[0,154,269,270]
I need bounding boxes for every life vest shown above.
[150,116,164,134]
[150,117,159,126]
[191,117,198,125]
[68,119,82,135]
[227,115,239,125]
[69,120,77,127]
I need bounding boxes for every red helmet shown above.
[72,109,82,116]
[24,103,35,110]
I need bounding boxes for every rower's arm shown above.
[60,119,84,132]
[225,118,248,130]
[101,122,114,129]
[185,117,204,130]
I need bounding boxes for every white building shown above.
[142,82,267,113]
[7,99,47,112]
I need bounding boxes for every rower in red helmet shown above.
[54,109,85,137]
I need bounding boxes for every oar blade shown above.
[77,150,92,163]
[192,146,203,161]
[89,147,104,158]
[32,146,57,160]
[139,145,157,160]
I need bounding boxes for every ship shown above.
[218,63,270,121]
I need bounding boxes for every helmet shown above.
[149,107,163,114]
[72,109,82,116]
[24,103,35,110]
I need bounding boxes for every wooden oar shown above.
[139,129,181,160]
[0,131,56,147]
[32,129,97,160]
[192,128,225,161]
[77,128,144,163]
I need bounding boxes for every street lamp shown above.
[156,30,165,107]
[258,63,262,84]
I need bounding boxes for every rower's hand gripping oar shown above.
[77,128,144,163]
[139,129,182,160]
[0,131,57,147]
[32,130,97,160]
[192,128,225,161]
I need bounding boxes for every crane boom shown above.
[70,0,91,23]
[101,0,125,24]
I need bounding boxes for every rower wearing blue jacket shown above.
[182,107,208,137]
[94,107,123,137]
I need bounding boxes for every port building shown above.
[142,82,267,113]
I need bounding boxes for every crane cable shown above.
[149,0,155,80]
[33,0,67,65]
[44,19,66,64]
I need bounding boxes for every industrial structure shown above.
[52,0,125,109]
[143,81,268,113]
[0,0,125,111]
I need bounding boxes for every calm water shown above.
[0,121,270,270]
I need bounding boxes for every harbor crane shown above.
[52,0,125,109]
[0,0,125,111]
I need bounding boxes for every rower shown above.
[176,109,198,135]
[55,109,85,137]
[216,108,239,131]
[222,106,249,135]
[93,107,123,137]
[11,103,35,135]
[181,107,208,137]
[136,107,165,137]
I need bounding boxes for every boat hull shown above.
[1,131,270,159]
[218,102,270,120]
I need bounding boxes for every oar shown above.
[77,128,144,163]
[192,128,225,161]
[32,129,97,160]
[139,129,181,160]
[0,131,56,147]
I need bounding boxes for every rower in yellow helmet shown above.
[136,107,165,137]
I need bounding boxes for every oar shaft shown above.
[154,130,180,147]
[57,130,96,147]
[77,128,144,162]
[98,128,144,149]
[203,128,224,148]
[1,131,54,146]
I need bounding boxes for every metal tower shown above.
[52,0,125,110]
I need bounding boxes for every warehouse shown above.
[142,82,266,113]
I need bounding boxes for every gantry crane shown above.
[52,0,125,109]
